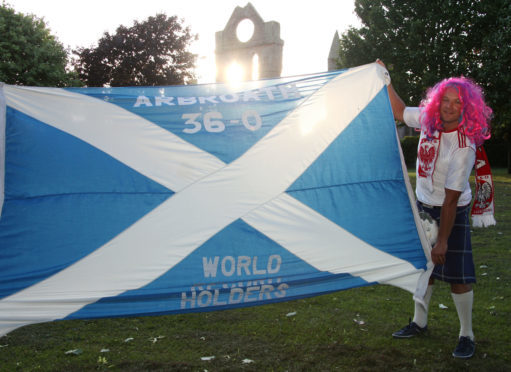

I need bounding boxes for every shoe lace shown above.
[458,336,472,349]
[406,317,414,329]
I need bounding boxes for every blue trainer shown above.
[392,320,427,338]
[452,336,475,359]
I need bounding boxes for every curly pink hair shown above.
[419,77,492,147]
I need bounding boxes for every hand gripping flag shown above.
[0,63,432,337]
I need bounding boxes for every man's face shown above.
[440,87,463,127]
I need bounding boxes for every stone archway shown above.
[215,3,284,82]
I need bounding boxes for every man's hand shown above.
[431,240,447,265]
[431,188,462,266]
[375,59,405,122]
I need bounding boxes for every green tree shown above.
[73,14,197,87]
[337,0,511,171]
[473,1,511,170]
[0,4,79,86]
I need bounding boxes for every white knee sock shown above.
[452,290,474,341]
[413,285,433,328]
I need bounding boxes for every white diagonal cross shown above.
[0,63,429,336]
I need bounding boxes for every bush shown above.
[484,139,509,168]
[400,135,419,166]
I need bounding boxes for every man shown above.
[377,60,494,359]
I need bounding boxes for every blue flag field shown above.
[0,63,431,336]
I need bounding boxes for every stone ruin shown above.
[215,3,283,82]
[215,2,340,82]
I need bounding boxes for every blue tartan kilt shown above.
[417,201,476,284]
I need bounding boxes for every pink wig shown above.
[419,77,492,147]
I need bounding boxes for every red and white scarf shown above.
[417,134,440,192]
[417,132,496,227]
[471,146,496,227]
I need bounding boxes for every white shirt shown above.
[403,107,475,206]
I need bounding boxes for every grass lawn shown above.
[1,169,509,371]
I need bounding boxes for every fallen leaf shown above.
[65,349,82,355]
[148,335,165,343]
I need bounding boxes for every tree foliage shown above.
[73,14,197,87]
[473,1,511,145]
[337,0,511,148]
[0,4,79,86]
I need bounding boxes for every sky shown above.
[9,0,361,83]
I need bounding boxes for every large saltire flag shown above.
[0,63,431,337]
